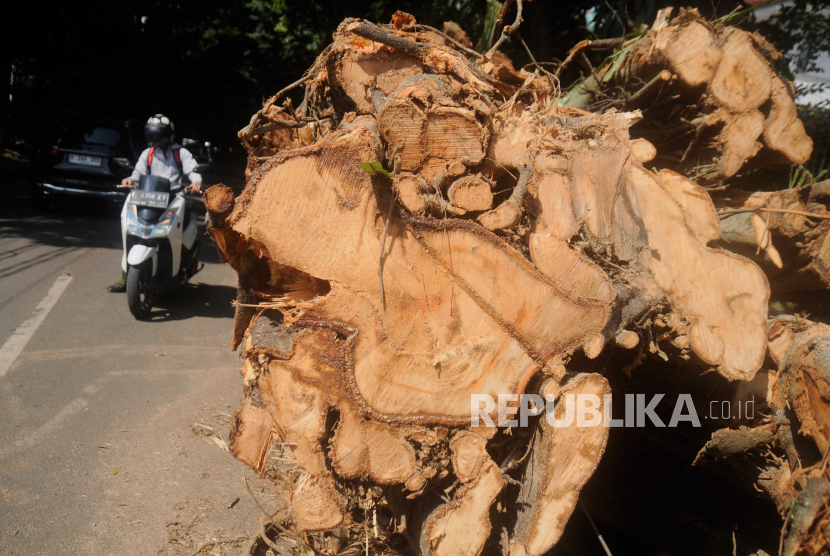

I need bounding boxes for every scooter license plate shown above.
[130,190,169,208]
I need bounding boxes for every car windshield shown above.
[57,123,128,149]
[83,127,124,146]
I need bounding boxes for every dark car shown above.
[31,118,142,208]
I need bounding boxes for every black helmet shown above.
[144,114,175,148]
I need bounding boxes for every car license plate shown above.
[68,153,101,167]
[130,190,169,208]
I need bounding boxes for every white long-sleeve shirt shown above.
[129,144,202,186]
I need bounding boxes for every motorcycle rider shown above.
[107,114,203,292]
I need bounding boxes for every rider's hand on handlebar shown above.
[186,182,202,194]
[119,177,132,188]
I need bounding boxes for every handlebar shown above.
[117,182,203,195]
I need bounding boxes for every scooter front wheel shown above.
[126,262,154,319]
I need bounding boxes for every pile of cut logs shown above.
[204,6,830,555]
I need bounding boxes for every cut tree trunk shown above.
[717,180,830,292]
[562,7,813,184]
[776,321,830,556]
[205,10,827,556]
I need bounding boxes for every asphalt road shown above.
[0,182,277,555]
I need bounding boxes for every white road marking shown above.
[0,273,73,377]
[14,343,232,364]
[0,371,124,459]
[9,396,90,450]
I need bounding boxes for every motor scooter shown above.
[120,174,202,318]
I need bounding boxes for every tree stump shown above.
[205,11,826,556]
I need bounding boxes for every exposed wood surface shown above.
[202,8,830,556]
[710,27,772,113]
[510,374,610,556]
[447,175,493,212]
[563,8,813,183]
[781,325,830,456]
[717,182,830,291]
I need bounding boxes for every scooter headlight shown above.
[126,221,142,235]
[126,204,150,236]
[155,207,179,228]
[150,207,179,237]
[150,224,170,238]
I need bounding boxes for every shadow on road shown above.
[0,195,122,250]
[145,282,237,321]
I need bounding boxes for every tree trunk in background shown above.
[562,7,813,184]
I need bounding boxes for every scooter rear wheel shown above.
[127,262,154,319]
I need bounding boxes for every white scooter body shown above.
[120,190,198,284]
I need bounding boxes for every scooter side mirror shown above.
[193,163,211,175]
[112,157,135,172]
